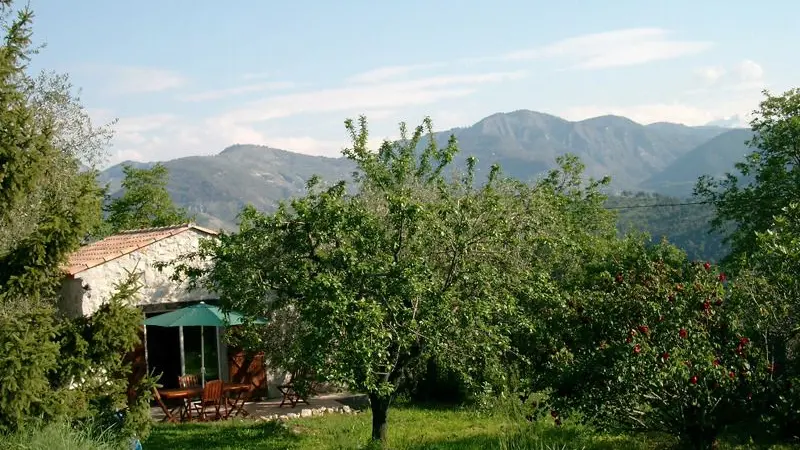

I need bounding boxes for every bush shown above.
[0,272,154,442]
[544,241,790,449]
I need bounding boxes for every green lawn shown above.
[143,407,681,450]
[143,406,800,449]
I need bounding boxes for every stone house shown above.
[60,224,272,395]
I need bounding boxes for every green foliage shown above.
[0,305,62,432]
[0,270,154,441]
[104,162,193,234]
[52,271,154,442]
[696,88,800,265]
[541,239,790,448]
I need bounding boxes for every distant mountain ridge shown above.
[99,110,754,230]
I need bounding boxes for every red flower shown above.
[615,274,624,283]
[690,375,698,385]
[719,273,727,282]
[729,371,735,379]
[662,352,670,360]
[740,337,750,345]
[633,344,641,354]
[703,301,711,311]
[713,359,721,366]
[625,336,632,343]
[704,262,711,271]
[638,325,649,334]
[679,328,688,339]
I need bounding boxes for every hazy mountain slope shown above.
[98,111,737,230]
[641,128,753,197]
[99,145,354,229]
[437,111,727,189]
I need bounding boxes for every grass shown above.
[143,405,800,450]
[0,420,122,450]
[143,406,679,450]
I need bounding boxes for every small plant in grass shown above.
[547,241,788,449]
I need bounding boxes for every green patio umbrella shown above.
[144,302,266,385]
[144,301,264,327]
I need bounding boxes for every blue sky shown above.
[27,0,797,165]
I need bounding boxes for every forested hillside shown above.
[607,192,728,262]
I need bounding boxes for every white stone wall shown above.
[72,229,216,316]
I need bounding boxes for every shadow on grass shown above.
[400,425,676,450]
[143,421,299,450]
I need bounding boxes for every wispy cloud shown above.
[734,59,764,82]
[688,59,766,95]
[215,70,528,124]
[178,81,297,102]
[563,103,720,126]
[563,65,766,127]
[695,66,727,84]
[87,65,187,95]
[488,28,713,70]
[345,63,445,84]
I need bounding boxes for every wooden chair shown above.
[178,374,199,388]
[152,388,182,423]
[192,380,225,421]
[278,370,317,408]
[177,374,200,420]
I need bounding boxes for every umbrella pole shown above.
[201,326,206,386]
[179,326,186,376]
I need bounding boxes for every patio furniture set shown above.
[154,375,251,423]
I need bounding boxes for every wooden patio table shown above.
[156,382,251,422]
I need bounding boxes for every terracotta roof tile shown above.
[64,223,218,276]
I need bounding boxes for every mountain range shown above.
[99,110,755,230]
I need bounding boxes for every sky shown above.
[26,0,799,166]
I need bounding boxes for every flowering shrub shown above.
[546,242,788,449]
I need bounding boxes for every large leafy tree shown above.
[0,2,109,303]
[104,163,193,234]
[696,88,800,265]
[177,116,542,443]
[0,2,153,440]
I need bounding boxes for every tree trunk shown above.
[684,427,718,450]
[368,392,391,444]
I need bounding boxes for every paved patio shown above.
[150,392,368,422]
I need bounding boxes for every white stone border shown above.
[257,405,360,422]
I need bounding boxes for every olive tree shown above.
[175,116,538,443]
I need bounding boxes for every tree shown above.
[0,2,107,303]
[696,88,800,265]
[175,116,536,444]
[104,163,193,233]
